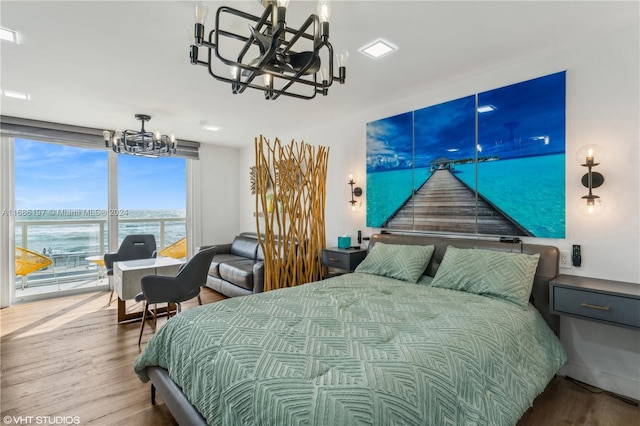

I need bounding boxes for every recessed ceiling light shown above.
[359,39,397,59]
[477,105,497,113]
[2,90,30,100]
[203,125,222,132]
[1,27,18,44]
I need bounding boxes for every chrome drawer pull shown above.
[581,302,610,311]
[329,257,338,262]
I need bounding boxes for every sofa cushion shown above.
[219,260,256,291]
[209,254,248,278]
[230,235,259,259]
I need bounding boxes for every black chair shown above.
[104,234,157,305]
[135,246,217,344]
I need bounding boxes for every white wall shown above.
[195,144,241,246]
[233,23,640,398]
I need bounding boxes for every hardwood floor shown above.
[1,289,638,425]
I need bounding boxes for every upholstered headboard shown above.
[369,233,560,335]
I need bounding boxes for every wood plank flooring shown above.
[1,289,638,425]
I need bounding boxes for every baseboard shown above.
[560,362,640,401]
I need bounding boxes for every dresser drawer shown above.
[322,250,350,270]
[552,286,640,329]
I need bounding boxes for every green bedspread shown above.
[134,273,567,426]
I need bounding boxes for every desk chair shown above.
[135,246,217,344]
[104,234,157,305]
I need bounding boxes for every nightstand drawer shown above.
[322,250,351,270]
[552,286,640,329]
[321,247,367,274]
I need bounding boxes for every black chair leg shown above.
[138,301,148,345]
[151,383,156,405]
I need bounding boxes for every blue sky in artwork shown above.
[366,71,566,172]
[414,96,476,168]
[14,139,185,210]
[477,71,565,159]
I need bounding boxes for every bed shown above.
[134,233,567,425]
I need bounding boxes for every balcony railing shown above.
[15,217,186,289]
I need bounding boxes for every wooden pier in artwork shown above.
[384,169,532,236]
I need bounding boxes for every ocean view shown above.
[14,209,186,257]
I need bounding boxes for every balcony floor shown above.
[14,275,109,304]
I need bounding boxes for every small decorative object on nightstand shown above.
[322,247,367,278]
[550,274,640,330]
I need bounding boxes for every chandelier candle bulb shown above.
[195,2,208,25]
[194,2,208,45]
[317,1,331,22]
[338,50,349,83]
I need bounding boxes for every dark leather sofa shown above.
[202,233,264,298]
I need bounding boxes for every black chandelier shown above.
[103,114,177,157]
[189,0,348,100]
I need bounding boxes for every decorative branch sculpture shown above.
[254,135,329,291]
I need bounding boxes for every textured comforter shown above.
[134,273,567,426]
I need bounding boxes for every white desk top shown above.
[115,257,183,271]
[113,257,184,300]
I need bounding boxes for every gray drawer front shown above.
[322,251,350,270]
[553,287,640,328]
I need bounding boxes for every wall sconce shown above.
[348,174,362,211]
[576,144,605,216]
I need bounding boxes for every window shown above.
[117,155,186,252]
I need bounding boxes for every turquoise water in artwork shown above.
[366,168,431,228]
[366,154,565,238]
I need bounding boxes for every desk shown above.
[85,255,106,280]
[113,257,184,322]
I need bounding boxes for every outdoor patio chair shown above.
[158,237,186,259]
[15,247,54,290]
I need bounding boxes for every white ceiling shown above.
[1,1,637,148]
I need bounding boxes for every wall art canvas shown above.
[366,71,566,238]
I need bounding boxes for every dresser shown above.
[550,274,640,330]
[321,247,368,277]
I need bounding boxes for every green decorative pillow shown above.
[430,246,540,308]
[354,242,434,283]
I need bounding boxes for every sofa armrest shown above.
[253,261,264,294]
[198,243,232,254]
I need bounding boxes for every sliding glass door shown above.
[13,138,109,298]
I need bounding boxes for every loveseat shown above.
[202,233,264,298]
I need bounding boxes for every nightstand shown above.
[550,275,640,330]
[321,247,368,277]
